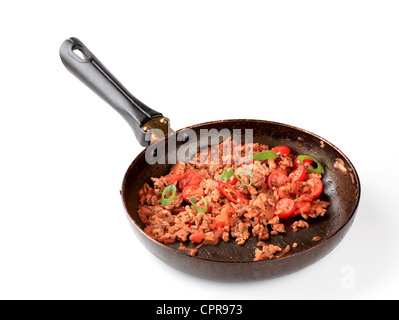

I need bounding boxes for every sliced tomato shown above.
[211,205,234,229]
[267,170,290,189]
[294,157,313,167]
[165,173,183,185]
[182,184,204,202]
[289,165,306,182]
[189,231,205,243]
[272,146,291,155]
[178,170,203,190]
[274,198,295,219]
[306,177,323,199]
[214,181,246,204]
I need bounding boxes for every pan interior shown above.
[122,120,360,262]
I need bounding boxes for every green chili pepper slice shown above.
[297,155,324,173]
[161,184,177,206]
[189,196,208,213]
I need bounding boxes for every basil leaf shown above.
[161,184,177,206]
[189,196,208,213]
[216,167,234,182]
[298,155,324,173]
[252,151,279,161]
[234,170,254,187]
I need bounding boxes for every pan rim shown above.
[121,118,361,265]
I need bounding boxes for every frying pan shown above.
[60,37,361,280]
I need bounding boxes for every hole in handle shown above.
[72,44,91,60]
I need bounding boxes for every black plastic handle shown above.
[59,37,166,147]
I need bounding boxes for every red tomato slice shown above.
[289,165,306,182]
[274,198,295,219]
[211,205,234,229]
[306,177,323,199]
[182,184,204,202]
[272,146,291,155]
[165,173,183,185]
[178,170,203,190]
[294,157,313,167]
[189,231,205,243]
[267,170,290,189]
[214,181,246,204]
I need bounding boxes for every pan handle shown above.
[59,37,171,147]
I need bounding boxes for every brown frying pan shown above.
[60,37,361,280]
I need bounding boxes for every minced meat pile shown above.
[138,140,330,261]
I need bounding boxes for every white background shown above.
[0,1,398,300]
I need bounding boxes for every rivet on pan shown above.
[142,126,151,132]
[160,118,169,124]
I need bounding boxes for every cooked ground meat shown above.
[292,220,310,232]
[254,244,282,261]
[138,141,330,261]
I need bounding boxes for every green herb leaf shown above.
[161,184,177,206]
[252,150,279,161]
[189,196,208,213]
[234,170,254,187]
[216,167,234,182]
[298,155,324,173]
